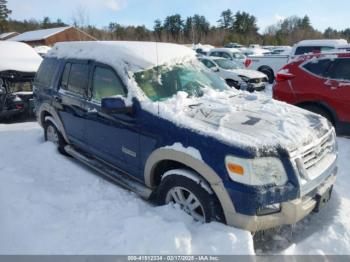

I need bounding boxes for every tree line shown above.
[1,0,350,46]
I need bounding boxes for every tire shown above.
[157,170,224,223]
[226,79,241,90]
[301,104,335,127]
[44,120,67,155]
[259,68,274,84]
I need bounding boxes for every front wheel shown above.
[44,121,67,155]
[259,68,274,84]
[157,170,224,223]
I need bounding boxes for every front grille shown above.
[300,132,334,171]
[249,78,268,84]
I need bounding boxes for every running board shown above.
[64,145,153,199]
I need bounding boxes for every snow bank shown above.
[0,122,254,255]
[0,122,349,255]
[0,41,42,72]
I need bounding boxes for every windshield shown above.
[232,52,246,59]
[214,59,242,70]
[134,60,229,101]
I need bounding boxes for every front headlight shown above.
[225,156,288,186]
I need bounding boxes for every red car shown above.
[273,52,350,135]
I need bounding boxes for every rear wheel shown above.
[44,121,67,155]
[157,170,224,223]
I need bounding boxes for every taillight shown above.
[275,72,295,82]
[244,59,252,68]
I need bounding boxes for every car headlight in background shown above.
[225,156,288,186]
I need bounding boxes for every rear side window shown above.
[35,58,59,88]
[92,66,126,102]
[60,62,89,97]
[326,58,350,81]
[295,46,333,55]
[302,59,331,77]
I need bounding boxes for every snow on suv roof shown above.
[0,41,43,72]
[296,39,348,46]
[48,41,196,72]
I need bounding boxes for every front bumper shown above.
[226,166,337,232]
[240,82,267,92]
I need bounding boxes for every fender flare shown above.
[144,147,237,226]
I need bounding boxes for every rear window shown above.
[326,58,350,81]
[302,59,331,77]
[295,46,333,55]
[35,58,59,88]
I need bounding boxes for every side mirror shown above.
[211,66,220,72]
[101,97,132,114]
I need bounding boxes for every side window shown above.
[303,59,331,77]
[209,51,217,57]
[65,63,89,97]
[92,66,126,102]
[201,59,216,68]
[326,59,350,81]
[295,46,333,55]
[221,52,232,59]
[60,63,71,90]
[35,58,60,88]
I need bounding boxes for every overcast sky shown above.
[7,0,350,33]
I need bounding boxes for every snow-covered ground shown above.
[0,121,349,255]
[0,122,253,255]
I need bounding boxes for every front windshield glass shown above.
[134,60,228,101]
[214,59,242,70]
[232,52,246,59]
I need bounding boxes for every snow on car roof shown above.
[8,26,71,42]
[47,41,196,72]
[0,41,43,72]
[210,47,242,53]
[296,39,348,46]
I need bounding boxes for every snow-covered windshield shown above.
[134,60,228,101]
[214,59,242,70]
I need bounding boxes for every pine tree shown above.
[217,9,234,29]
[0,0,11,32]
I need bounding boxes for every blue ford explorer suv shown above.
[34,41,338,231]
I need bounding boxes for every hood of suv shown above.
[183,92,330,154]
[230,69,267,79]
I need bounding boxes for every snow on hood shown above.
[48,41,196,73]
[230,69,267,79]
[146,90,330,155]
[0,41,42,72]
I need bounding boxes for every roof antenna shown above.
[155,40,160,115]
